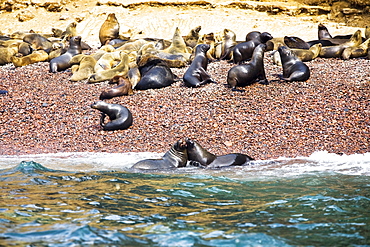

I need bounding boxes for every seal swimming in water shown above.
[232,31,273,64]
[90,101,133,131]
[185,138,254,168]
[131,138,188,170]
[278,46,310,82]
[227,43,268,90]
[183,44,216,87]
[49,36,82,72]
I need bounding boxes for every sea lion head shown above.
[185,138,216,166]
[284,36,310,49]
[260,32,273,43]
[278,45,296,61]
[196,43,210,53]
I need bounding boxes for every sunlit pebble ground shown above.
[0,52,369,160]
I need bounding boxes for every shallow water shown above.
[0,151,369,246]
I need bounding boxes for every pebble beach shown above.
[0,52,369,160]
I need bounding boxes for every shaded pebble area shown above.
[0,53,369,160]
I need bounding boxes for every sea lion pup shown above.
[99,75,133,100]
[342,38,370,60]
[183,44,215,87]
[23,33,53,53]
[88,52,130,83]
[90,101,133,131]
[218,28,237,60]
[183,26,202,48]
[318,23,332,39]
[99,13,120,46]
[278,46,310,82]
[134,54,175,90]
[49,36,82,72]
[319,30,363,58]
[273,43,322,65]
[11,50,49,67]
[185,138,254,168]
[69,54,97,81]
[227,44,268,90]
[232,32,273,64]
[131,138,188,170]
[61,22,77,41]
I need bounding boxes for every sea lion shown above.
[198,32,218,61]
[49,36,82,72]
[17,42,32,56]
[69,54,97,81]
[273,43,322,65]
[227,43,268,90]
[131,138,188,170]
[11,50,49,67]
[90,101,133,131]
[128,66,141,89]
[183,26,201,48]
[99,75,133,100]
[318,23,333,39]
[342,38,370,60]
[319,30,363,58]
[218,28,237,60]
[185,138,254,168]
[183,44,215,87]
[61,22,77,41]
[23,33,53,53]
[94,51,123,73]
[99,13,120,46]
[0,45,18,65]
[278,46,310,82]
[134,55,175,90]
[284,36,310,49]
[162,27,191,60]
[88,52,130,83]
[232,32,273,64]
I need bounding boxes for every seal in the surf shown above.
[227,43,268,90]
[131,138,188,170]
[183,44,216,87]
[49,36,82,72]
[185,138,254,168]
[277,46,310,82]
[90,101,133,131]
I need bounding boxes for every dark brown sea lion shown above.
[227,43,268,90]
[185,138,254,168]
[90,101,133,131]
[232,32,273,64]
[99,75,133,100]
[183,44,215,87]
[284,36,310,49]
[49,36,82,72]
[318,23,333,39]
[278,46,310,82]
[99,13,120,46]
[218,28,237,60]
[17,42,32,56]
[11,50,49,67]
[134,55,175,90]
[319,30,363,58]
[23,33,53,53]
[130,138,188,170]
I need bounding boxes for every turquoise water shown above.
[0,152,369,246]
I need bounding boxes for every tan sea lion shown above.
[342,38,370,60]
[94,51,123,73]
[131,138,188,170]
[99,75,133,100]
[128,66,141,89]
[91,101,133,131]
[183,26,201,48]
[62,22,77,41]
[218,28,237,60]
[0,45,18,65]
[99,13,120,46]
[70,55,97,81]
[116,39,148,52]
[88,52,129,83]
[274,43,322,65]
[11,50,49,67]
[199,32,217,61]
[162,27,191,60]
[319,30,363,58]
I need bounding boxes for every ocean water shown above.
[0,151,369,246]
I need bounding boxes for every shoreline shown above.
[1,54,369,160]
